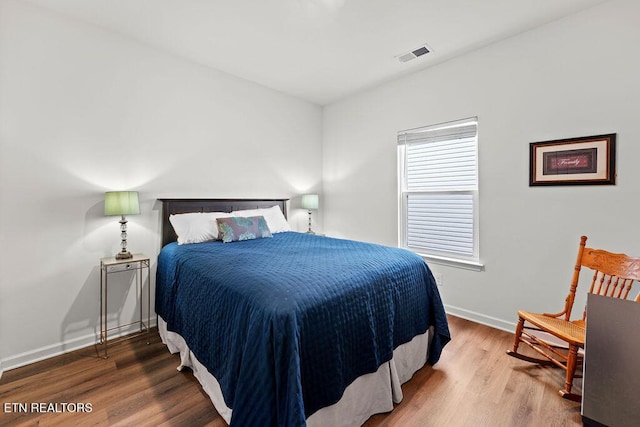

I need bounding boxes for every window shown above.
[397,117,481,269]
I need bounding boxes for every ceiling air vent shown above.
[396,44,432,63]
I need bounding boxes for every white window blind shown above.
[398,117,479,264]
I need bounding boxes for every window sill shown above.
[418,253,484,271]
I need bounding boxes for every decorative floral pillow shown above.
[216,216,272,243]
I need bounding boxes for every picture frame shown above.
[529,133,616,186]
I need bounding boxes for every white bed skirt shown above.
[158,317,432,427]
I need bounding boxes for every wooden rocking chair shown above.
[507,235,640,401]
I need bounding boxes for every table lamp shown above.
[301,194,319,234]
[104,191,140,259]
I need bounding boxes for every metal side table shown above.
[99,253,151,358]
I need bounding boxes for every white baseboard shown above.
[1,308,512,375]
[444,304,516,333]
[0,319,157,374]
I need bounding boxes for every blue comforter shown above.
[156,232,450,426]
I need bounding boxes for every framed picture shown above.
[529,133,616,186]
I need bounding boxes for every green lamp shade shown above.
[104,191,140,216]
[301,194,319,210]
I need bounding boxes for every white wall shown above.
[2,0,638,378]
[0,0,322,372]
[322,0,640,330]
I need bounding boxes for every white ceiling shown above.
[23,0,605,105]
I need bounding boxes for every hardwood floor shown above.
[0,316,583,426]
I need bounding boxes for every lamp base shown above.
[115,251,133,260]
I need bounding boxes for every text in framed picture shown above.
[530,134,616,186]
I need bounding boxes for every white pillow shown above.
[231,205,291,233]
[169,212,234,244]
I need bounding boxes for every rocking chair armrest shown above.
[543,293,575,319]
[541,310,567,318]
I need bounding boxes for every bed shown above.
[156,198,450,426]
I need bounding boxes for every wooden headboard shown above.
[158,198,288,247]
